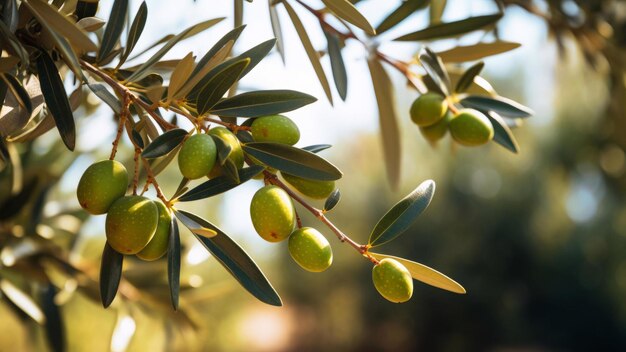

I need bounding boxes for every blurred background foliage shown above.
[3,0,626,351]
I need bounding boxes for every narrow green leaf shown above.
[369,253,466,294]
[41,285,65,352]
[86,83,121,113]
[178,165,264,202]
[175,210,282,306]
[460,95,533,118]
[118,1,147,68]
[0,279,44,323]
[141,128,188,158]
[36,50,76,151]
[243,142,342,181]
[179,40,235,100]
[394,14,502,41]
[167,52,195,102]
[367,58,401,189]
[24,0,97,52]
[98,0,128,61]
[429,0,447,24]
[237,38,276,78]
[173,210,217,238]
[0,21,29,66]
[324,30,348,101]
[302,144,332,153]
[1,74,32,114]
[196,59,250,115]
[437,41,521,62]
[321,0,375,35]
[192,25,245,77]
[418,47,450,96]
[77,16,106,32]
[268,3,285,63]
[283,2,333,104]
[167,218,181,310]
[210,90,317,117]
[368,179,435,247]
[323,188,341,211]
[212,134,233,165]
[124,18,224,83]
[455,61,484,93]
[487,111,519,153]
[100,242,123,308]
[376,0,428,35]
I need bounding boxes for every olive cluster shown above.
[411,92,494,147]
[77,160,171,260]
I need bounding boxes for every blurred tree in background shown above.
[2,0,626,351]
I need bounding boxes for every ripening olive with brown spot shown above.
[281,172,335,199]
[207,127,244,178]
[77,160,128,215]
[250,185,295,242]
[105,196,158,254]
[288,227,333,272]
[178,133,217,179]
[136,201,171,261]
[251,115,300,145]
[372,258,413,303]
[449,109,494,146]
[410,92,448,127]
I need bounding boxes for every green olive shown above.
[419,111,452,145]
[105,196,158,254]
[77,160,128,215]
[136,201,171,261]
[178,133,217,179]
[288,227,333,272]
[251,115,300,145]
[250,185,295,242]
[410,92,448,127]
[449,108,494,146]
[372,258,413,303]
[281,172,335,199]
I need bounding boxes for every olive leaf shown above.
[124,18,224,83]
[0,74,32,114]
[430,0,447,24]
[367,58,401,189]
[324,29,348,101]
[178,165,264,202]
[460,95,534,118]
[0,279,45,323]
[302,144,332,153]
[376,0,428,35]
[41,284,65,352]
[269,3,285,62]
[196,58,250,115]
[36,51,76,151]
[395,13,502,41]
[369,253,466,294]
[323,188,341,211]
[455,61,484,93]
[167,218,181,310]
[321,0,375,35]
[98,0,128,61]
[368,179,435,247]
[192,25,245,77]
[283,1,333,104]
[210,90,317,117]
[99,242,123,308]
[243,142,342,181]
[141,128,188,159]
[174,210,282,306]
[118,1,147,68]
[487,111,519,153]
[437,41,521,62]
[419,47,451,96]
[86,83,121,114]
